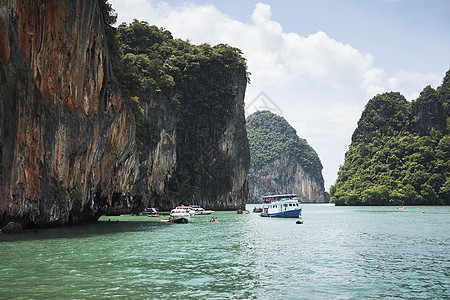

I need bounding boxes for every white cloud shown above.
[279,31,386,96]
[111,1,386,96]
[388,70,442,100]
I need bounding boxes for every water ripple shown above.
[0,205,449,299]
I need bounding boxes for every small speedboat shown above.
[253,207,263,213]
[169,207,190,223]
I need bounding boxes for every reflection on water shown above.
[0,205,449,299]
[0,221,168,242]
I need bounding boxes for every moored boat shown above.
[169,207,191,223]
[253,207,263,213]
[138,207,160,216]
[260,194,302,218]
[190,205,214,215]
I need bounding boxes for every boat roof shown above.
[171,208,190,212]
[262,194,299,199]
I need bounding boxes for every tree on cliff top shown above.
[99,3,249,105]
[116,20,249,102]
[246,110,323,174]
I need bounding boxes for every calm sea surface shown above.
[0,204,449,299]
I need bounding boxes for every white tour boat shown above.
[169,207,191,223]
[260,194,302,218]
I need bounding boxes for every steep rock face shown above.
[248,154,327,203]
[0,0,138,227]
[131,72,249,212]
[114,22,250,211]
[210,74,249,210]
[246,111,328,203]
[133,84,177,210]
[164,71,250,210]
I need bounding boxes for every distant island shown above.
[246,110,329,203]
[331,69,450,206]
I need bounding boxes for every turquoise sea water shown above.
[0,204,449,299]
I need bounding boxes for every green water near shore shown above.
[1,204,449,299]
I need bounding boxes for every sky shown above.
[108,0,450,190]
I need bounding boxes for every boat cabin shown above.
[261,194,302,218]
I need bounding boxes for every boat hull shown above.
[171,217,189,224]
[261,209,301,218]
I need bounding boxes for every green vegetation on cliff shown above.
[330,70,450,206]
[246,110,323,174]
[117,20,249,99]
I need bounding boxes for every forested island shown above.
[331,70,450,206]
[246,111,328,203]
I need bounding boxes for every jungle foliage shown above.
[330,70,450,206]
[246,110,323,174]
[115,20,248,101]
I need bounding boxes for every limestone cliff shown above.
[114,22,250,211]
[0,0,138,227]
[166,70,249,210]
[246,111,328,203]
[132,84,178,210]
[248,154,328,203]
[136,56,249,211]
[0,2,250,227]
